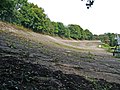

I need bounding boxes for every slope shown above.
[0,21,120,89]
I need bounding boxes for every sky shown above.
[28,0,120,35]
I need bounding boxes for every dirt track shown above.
[1,21,120,89]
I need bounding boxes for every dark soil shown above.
[1,55,120,90]
[1,24,120,90]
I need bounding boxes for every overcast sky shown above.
[28,0,120,35]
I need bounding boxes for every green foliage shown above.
[57,22,66,37]
[2,0,119,44]
[51,22,59,35]
[101,43,114,52]
[101,43,110,50]
[68,24,82,40]
[99,33,117,47]
[93,34,99,40]
[0,0,95,40]
[0,0,27,23]
[84,29,93,40]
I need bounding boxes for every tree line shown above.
[0,0,93,40]
[0,0,118,46]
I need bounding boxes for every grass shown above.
[101,43,120,58]
[101,43,110,49]
[101,43,114,53]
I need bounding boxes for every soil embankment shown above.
[0,21,120,89]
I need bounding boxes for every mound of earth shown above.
[0,21,120,90]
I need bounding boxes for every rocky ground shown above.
[0,22,120,90]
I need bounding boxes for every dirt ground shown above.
[0,21,120,89]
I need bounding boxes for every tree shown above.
[19,3,47,33]
[0,0,95,41]
[0,0,27,22]
[93,34,99,40]
[84,29,93,40]
[52,22,59,35]
[64,27,71,38]
[57,22,66,37]
[44,18,54,35]
[68,24,82,40]
[105,33,116,46]
[99,34,110,45]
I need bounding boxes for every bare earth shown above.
[0,21,120,88]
